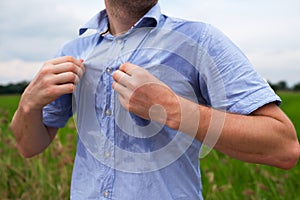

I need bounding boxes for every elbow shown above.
[275,122,300,170]
[284,145,300,170]
[19,151,35,159]
[278,157,299,171]
[275,142,300,170]
[21,151,38,159]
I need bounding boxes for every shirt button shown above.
[105,151,111,158]
[105,109,111,116]
[117,39,122,44]
[104,190,109,198]
[106,67,112,75]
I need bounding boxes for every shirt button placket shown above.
[103,67,114,200]
[105,67,112,117]
[105,67,113,118]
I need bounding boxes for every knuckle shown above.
[40,65,52,76]
[71,73,77,82]
[64,56,74,62]
[65,72,76,82]
[44,86,56,97]
[67,63,83,77]
[40,75,52,87]
[42,60,51,67]
[120,63,127,71]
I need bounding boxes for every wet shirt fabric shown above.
[43,3,280,200]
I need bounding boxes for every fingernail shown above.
[80,59,84,63]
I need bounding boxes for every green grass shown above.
[200,91,300,200]
[0,95,76,200]
[277,92,300,134]
[0,92,299,199]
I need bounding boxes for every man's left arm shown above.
[112,62,300,170]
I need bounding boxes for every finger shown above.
[54,72,80,85]
[112,81,131,98]
[47,56,84,67]
[119,62,139,76]
[55,83,76,94]
[112,70,131,87]
[52,62,85,79]
[113,82,131,111]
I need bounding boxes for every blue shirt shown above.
[43,3,280,200]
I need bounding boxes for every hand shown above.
[20,56,85,111]
[112,62,181,125]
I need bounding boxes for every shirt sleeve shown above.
[198,24,281,114]
[43,94,73,128]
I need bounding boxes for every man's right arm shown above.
[10,56,85,158]
[10,105,59,158]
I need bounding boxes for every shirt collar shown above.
[79,3,161,36]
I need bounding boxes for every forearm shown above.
[212,110,297,167]
[112,63,300,169]
[167,96,300,169]
[10,99,56,158]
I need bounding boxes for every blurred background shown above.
[1,0,300,87]
[0,0,299,199]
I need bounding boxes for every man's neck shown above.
[106,11,140,36]
[104,0,157,36]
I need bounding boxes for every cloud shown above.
[0,0,299,85]
[248,50,300,86]
[0,0,104,84]
[0,60,42,84]
[0,0,104,61]
[160,0,300,85]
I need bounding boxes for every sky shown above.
[0,0,299,86]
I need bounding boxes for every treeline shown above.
[269,80,300,92]
[0,80,299,95]
[0,81,29,95]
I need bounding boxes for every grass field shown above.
[0,92,299,200]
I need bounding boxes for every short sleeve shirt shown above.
[43,3,280,200]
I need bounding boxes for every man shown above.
[10,0,300,199]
